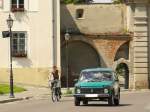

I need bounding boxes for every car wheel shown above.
[74,97,80,106]
[108,95,114,106]
[83,100,88,105]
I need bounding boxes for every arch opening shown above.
[116,63,129,89]
[61,41,100,87]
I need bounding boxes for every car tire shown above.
[83,100,88,105]
[74,97,80,106]
[108,95,114,106]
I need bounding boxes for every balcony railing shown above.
[11,4,24,12]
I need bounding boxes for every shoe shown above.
[59,95,61,99]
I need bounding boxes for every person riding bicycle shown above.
[48,66,61,96]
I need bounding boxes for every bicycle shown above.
[51,80,61,102]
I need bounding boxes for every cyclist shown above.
[48,66,61,97]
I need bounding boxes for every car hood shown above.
[75,81,113,88]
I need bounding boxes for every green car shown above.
[74,68,120,106]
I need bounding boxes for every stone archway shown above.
[113,58,130,89]
[61,40,100,87]
[116,63,129,89]
[112,41,130,89]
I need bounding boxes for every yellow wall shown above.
[0,68,50,87]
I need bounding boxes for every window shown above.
[76,9,84,19]
[11,0,24,12]
[0,0,3,8]
[12,32,27,57]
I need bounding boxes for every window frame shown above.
[76,9,84,19]
[11,0,24,12]
[12,31,27,57]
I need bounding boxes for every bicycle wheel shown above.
[51,88,57,102]
[55,88,60,102]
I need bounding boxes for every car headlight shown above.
[76,88,81,94]
[104,88,109,94]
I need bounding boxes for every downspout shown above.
[52,0,61,69]
[50,0,55,68]
[51,0,61,74]
[56,0,61,69]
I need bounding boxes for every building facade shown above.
[0,0,60,86]
[60,0,150,89]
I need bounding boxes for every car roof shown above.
[81,68,114,72]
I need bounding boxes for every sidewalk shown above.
[0,86,51,104]
[0,86,73,104]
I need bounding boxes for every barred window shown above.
[12,32,27,57]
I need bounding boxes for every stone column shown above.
[133,3,149,89]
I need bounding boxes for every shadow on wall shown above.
[114,41,129,61]
[60,4,81,33]
[61,3,126,34]
[13,58,33,68]
[61,40,108,87]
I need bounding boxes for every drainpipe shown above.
[50,0,54,69]
[52,0,55,66]
[52,0,61,69]
[50,0,61,75]
[56,0,61,70]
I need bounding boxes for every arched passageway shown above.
[114,41,130,89]
[61,41,100,87]
[116,63,129,89]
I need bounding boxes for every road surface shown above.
[0,91,150,112]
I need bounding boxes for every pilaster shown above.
[133,4,149,89]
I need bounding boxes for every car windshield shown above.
[79,71,114,82]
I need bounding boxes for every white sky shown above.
[93,0,113,3]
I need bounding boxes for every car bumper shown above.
[74,94,110,98]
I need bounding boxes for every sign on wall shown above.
[0,0,3,8]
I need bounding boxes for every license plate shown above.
[85,94,98,97]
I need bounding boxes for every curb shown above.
[0,96,33,104]
[121,89,150,93]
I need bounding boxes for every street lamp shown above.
[7,14,14,98]
[65,30,71,90]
